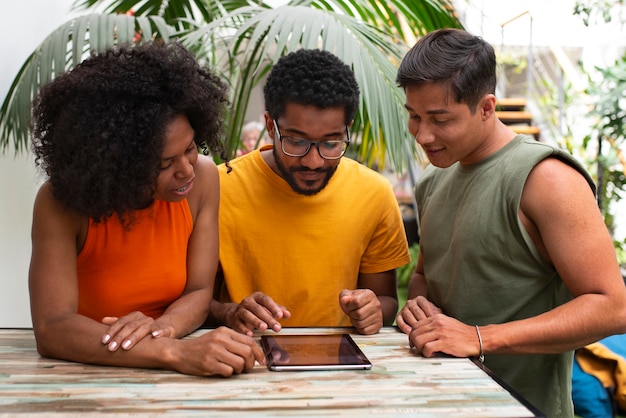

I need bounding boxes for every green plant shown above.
[397,242,419,290]
[574,0,626,26]
[579,51,626,264]
[0,0,462,173]
[395,242,418,314]
[566,0,626,263]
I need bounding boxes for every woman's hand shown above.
[171,326,266,376]
[101,311,173,351]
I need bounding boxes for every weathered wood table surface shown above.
[0,327,543,417]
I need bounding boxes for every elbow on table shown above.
[33,331,55,358]
[32,322,51,355]
[35,342,55,359]
[31,321,64,359]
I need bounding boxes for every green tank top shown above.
[416,135,595,418]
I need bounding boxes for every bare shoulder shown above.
[34,181,54,205]
[31,181,86,254]
[193,154,219,182]
[186,155,219,219]
[522,157,595,214]
[520,156,610,272]
[529,156,590,185]
[33,182,83,229]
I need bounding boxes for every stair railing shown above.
[499,11,534,101]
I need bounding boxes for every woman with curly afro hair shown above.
[28,41,264,377]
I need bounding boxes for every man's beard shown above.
[273,146,338,196]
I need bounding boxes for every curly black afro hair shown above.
[31,41,229,223]
[263,49,360,124]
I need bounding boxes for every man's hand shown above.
[396,296,442,334]
[406,314,481,359]
[226,292,291,336]
[101,311,173,351]
[339,289,383,335]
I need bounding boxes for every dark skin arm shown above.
[29,157,264,376]
[207,271,291,337]
[340,270,398,334]
[208,270,398,336]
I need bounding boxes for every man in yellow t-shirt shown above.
[208,49,410,335]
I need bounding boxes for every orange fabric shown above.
[77,199,192,321]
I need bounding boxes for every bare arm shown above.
[407,249,428,300]
[99,156,219,350]
[204,270,238,329]
[29,165,263,376]
[150,156,219,337]
[396,250,442,333]
[404,158,626,359]
[479,157,626,354]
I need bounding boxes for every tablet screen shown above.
[260,334,372,371]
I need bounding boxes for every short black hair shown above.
[263,49,360,124]
[31,41,229,223]
[396,28,496,111]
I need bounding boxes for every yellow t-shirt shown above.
[218,146,410,327]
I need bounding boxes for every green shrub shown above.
[397,243,420,290]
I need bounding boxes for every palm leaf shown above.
[181,4,427,169]
[0,13,174,154]
[291,0,461,40]
[2,0,461,170]
[70,0,258,30]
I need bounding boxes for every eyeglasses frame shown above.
[272,119,350,160]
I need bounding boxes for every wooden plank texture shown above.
[496,98,527,111]
[0,327,541,417]
[496,111,534,125]
[511,125,541,140]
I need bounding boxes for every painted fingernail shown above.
[102,334,110,344]
[122,340,131,350]
[108,341,118,351]
[152,330,161,337]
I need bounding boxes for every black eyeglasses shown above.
[273,120,350,160]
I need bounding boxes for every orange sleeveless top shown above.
[76,199,192,321]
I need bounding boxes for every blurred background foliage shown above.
[0,0,462,173]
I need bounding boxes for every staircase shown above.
[496,98,541,140]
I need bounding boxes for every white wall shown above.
[0,0,75,327]
[0,155,40,327]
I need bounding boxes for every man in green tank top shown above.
[395,28,626,418]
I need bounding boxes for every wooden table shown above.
[0,327,543,417]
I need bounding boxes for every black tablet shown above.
[260,333,372,371]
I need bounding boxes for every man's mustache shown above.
[290,167,329,173]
